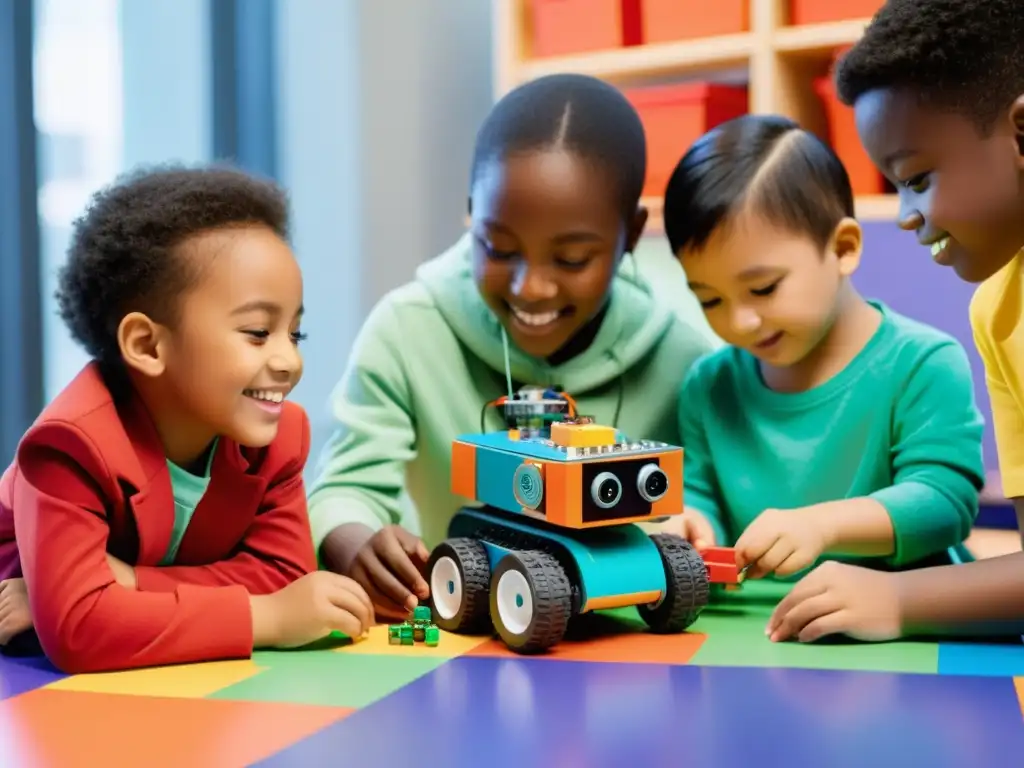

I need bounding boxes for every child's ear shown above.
[1010,94,1024,163]
[831,217,863,277]
[624,204,649,254]
[117,312,170,378]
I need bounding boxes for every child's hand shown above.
[251,571,375,648]
[765,561,903,643]
[678,510,717,550]
[735,507,829,579]
[348,525,430,620]
[106,554,137,589]
[0,578,33,646]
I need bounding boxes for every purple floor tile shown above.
[0,654,65,700]
[257,657,1024,768]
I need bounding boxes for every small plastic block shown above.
[412,606,432,623]
[550,421,617,448]
[399,623,414,645]
[389,608,442,649]
[701,546,743,585]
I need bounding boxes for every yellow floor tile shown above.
[333,624,490,658]
[45,660,266,699]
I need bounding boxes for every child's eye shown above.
[700,298,721,309]
[555,256,591,270]
[487,246,517,260]
[751,281,780,297]
[244,329,306,345]
[475,234,517,261]
[900,173,930,193]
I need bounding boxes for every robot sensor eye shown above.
[513,463,544,510]
[637,463,668,502]
[591,471,622,509]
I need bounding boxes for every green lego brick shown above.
[412,605,432,623]
[424,626,440,647]
[399,624,414,645]
[388,624,403,645]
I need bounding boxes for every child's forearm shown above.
[813,498,895,557]
[897,552,1024,636]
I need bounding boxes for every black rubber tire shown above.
[427,538,492,634]
[637,533,711,633]
[489,550,572,654]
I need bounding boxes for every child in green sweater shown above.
[306,74,720,621]
[662,114,985,608]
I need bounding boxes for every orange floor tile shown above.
[0,688,352,768]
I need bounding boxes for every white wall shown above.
[276,0,495,464]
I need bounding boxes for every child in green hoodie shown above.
[306,74,721,621]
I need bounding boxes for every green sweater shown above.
[306,234,722,552]
[680,301,985,570]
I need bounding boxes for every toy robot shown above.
[426,387,742,654]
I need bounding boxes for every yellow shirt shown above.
[970,251,1024,497]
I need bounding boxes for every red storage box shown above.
[643,0,749,44]
[528,0,642,58]
[626,82,749,200]
[789,0,884,25]
[815,75,886,195]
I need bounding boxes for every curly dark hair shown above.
[469,73,647,219]
[835,0,1024,130]
[55,163,289,370]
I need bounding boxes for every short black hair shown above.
[663,115,854,256]
[56,163,289,370]
[835,0,1024,130]
[469,73,647,218]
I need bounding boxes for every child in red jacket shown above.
[0,165,373,672]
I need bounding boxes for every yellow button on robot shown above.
[550,421,617,448]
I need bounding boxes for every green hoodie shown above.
[306,233,721,552]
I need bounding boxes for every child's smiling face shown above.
[121,224,306,464]
[682,210,861,367]
[468,149,645,359]
[854,87,1024,283]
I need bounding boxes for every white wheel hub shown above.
[496,569,533,636]
[431,556,463,620]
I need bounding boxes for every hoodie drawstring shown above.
[501,325,513,399]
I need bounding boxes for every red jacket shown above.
[0,363,317,673]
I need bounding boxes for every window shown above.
[34,0,123,398]
[33,0,211,400]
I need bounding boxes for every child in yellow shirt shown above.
[767,0,1024,642]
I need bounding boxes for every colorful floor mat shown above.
[2,582,1022,766]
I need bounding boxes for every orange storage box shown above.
[528,0,642,58]
[642,0,749,44]
[815,75,886,196]
[789,0,884,25]
[626,82,749,200]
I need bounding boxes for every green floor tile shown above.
[208,649,447,708]
[688,581,939,674]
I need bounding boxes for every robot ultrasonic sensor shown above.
[426,387,741,654]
